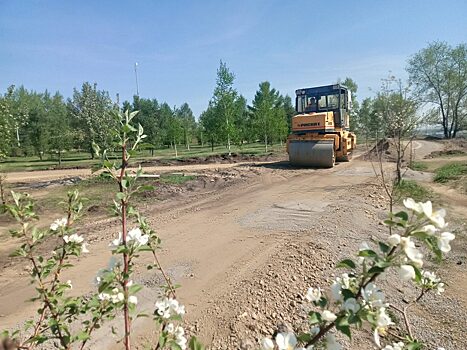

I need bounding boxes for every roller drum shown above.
[288,140,335,167]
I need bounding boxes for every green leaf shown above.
[336,259,356,269]
[341,289,355,300]
[297,333,312,343]
[358,249,378,258]
[413,265,422,283]
[338,324,351,339]
[394,211,409,222]
[308,311,322,324]
[122,123,137,134]
[378,242,390,254]
[128,284,143,295]
[116,192,125,200]
[383,219,397,226]
[189,336,205,350]
[76,331,90,341]
[368,265,386,274]
[406,340,423,350]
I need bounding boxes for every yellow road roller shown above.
[287,84,356,167]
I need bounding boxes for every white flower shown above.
[165,323,175,333]
[420,201,448,228]
[63,233,84,244]
[387,234,401,247]
[98,293,110,301]
[81,243,89,253]
[127,227,149,246]
[275,332,297,350]
[310,326,320,337]
[325,334,342,350]
[94,274,103,286]
[330,273,357,302]
[331,281,342,301]
[436,282,445,294]
[111,292,124,304]
[422,224,437,235]
[343,298,360,313]
[128,295,138,305]
[399,265,416,281]
[306,287,321,302]
[400,237,423,267]
[382,342,405,350]
[166,324,187,349]
[359,242,371,251]
[376,307,393,328]
[109,228,149,249]
[50,217,67,231]
[403,198,422,213]
[362,283,385,308]
[109,232,123,249]
[155,297,185,319]
[322,310,337,322]
[437,232,455,253]
[66,280,72,289]
[261,338,274,350]
[420,200,433,218]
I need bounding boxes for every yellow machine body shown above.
[286,84,357,167]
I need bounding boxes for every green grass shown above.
[394,180,433,202]
[434,163,467,183]
[159,174,197,185]
[409,161,429,171]
[0,143,286,172]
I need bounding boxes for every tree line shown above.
[0,61,295,160]
[1,41,465,160]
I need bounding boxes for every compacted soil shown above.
[0,141,465,349]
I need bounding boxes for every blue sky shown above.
[1,0,466,117]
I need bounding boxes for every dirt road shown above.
[0,144,465,349]
[3,161,275,184]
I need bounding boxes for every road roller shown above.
[286,84,356,167]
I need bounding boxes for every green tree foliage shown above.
[407,41,467,138]
[69,82,116,156]
[341,77,360,132]
[280,95,295,133]
[48,93,73,165]
[0,86,19,158]
[199,105,220,151]
[374,77,420,183]
[128,96,161,153]
[209,60,245,155]
[249,82,288,151]
[176,103,196,150]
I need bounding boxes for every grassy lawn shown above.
[409,161,428,171]
[434,163,467,183]
[394,180,434,202]
[0,143,286,172]
[41,173,199,213]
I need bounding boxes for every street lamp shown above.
[134,62,139,97]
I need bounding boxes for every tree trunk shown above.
[211,140,214,152]
[174,138,178,157]
[227,133,231,156]
[58,150,62,167]
[264,134,268,152]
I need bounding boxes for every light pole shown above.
[134,62,139,97]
